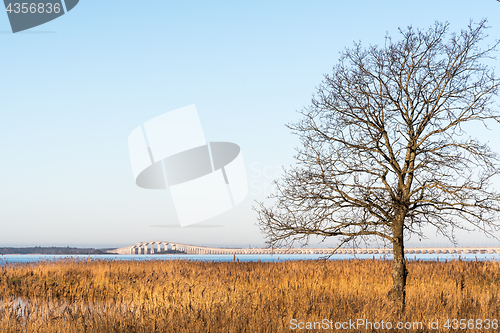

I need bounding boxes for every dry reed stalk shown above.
[0,258,498,332]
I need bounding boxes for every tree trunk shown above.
[389,234,408,311]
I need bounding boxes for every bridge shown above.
[109,242,500,255]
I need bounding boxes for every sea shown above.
[0,253,499,265]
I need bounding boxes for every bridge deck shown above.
[109,242,500,255]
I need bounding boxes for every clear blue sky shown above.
[1,0,499,248]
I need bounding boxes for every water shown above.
[0,253,498,265]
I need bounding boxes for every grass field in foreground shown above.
[0,258,499,332]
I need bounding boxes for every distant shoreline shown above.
[0,247,114,255]
[0,247,187,255]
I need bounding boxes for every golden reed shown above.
[0,258,498,332]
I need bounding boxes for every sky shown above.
[1,0,499,248]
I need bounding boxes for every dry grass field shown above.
[0,258,498,332]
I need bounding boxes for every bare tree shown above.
[255,19,500,309]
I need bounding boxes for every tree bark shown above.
[389,229,408,311]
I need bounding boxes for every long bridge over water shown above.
[109,242,500,255]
